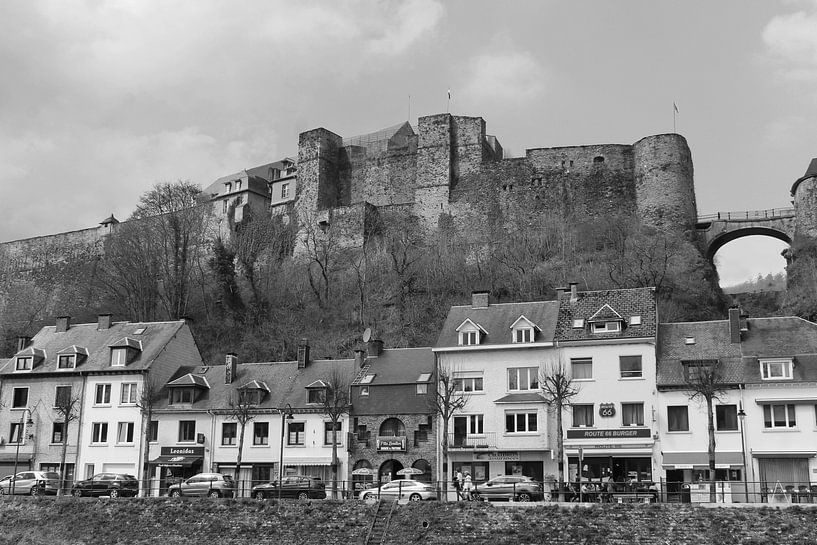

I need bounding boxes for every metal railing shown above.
[447,432,497,449]
[697,208,795,223]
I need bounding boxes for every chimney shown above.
[367,339,384,358]
[97,313,112,330]
[354,348,366,368]
[471,290,489,309]
[569,282,579,303]
[728,307,741,344]
[225,353,238,384]
[55,316,70,333]
[16,336,31,352]
[297,339,310,369]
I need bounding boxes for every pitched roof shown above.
[167,373,210,388]
[436,301,559,349]
[791,158,817,195]
[656,322,743,386]
[494,392,547,404]
[352,348,434,385]
[555,288,657,342]
[350,347,436,415]
[1,320,190,376]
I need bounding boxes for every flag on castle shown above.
[673,101,679,113]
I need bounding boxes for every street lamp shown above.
[737,406,749,503]
[11,409,35,496]
[278,403,294,503]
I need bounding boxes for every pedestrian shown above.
[453,469,463,500]
[463,472,473,501]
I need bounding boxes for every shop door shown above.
[453,417,467,447]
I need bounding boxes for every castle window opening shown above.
[318,220,329,233]
[236,180,242,191]
[594,156,605,163]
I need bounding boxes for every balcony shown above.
[448,433,496,450]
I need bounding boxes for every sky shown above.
[1,0,816,286]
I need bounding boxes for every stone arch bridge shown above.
[695,208,795,260]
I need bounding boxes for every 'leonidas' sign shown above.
[566,428,651,439]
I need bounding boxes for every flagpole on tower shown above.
[673,101,679,133]
[447,89,451,113]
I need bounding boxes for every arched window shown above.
[379,418,405,437]
[593,156,605,163]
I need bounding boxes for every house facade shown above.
[0,315,203,487]
[348,342,436,494]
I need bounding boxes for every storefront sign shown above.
[474,452,519,461]
[566,428,651,439]
[161,446,204,457]
[598,403,616,418]
[376,437,406,452]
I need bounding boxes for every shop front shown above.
[661,451,745,503]
[150,446,204,496]
[450,450,547,485]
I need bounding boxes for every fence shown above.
[697,208,795,222]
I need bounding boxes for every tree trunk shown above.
[58,413,70,497]
[141,406,153,497]
[236,422,246,497]
[556,404,566,502]
[331,419,339,500]
[441,415,450,501]
[706,396,717,503]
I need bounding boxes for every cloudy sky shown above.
[1,0,815,286]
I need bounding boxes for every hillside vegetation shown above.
[1,498,817,545]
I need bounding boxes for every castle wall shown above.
[339,144,418,208]
[792,173,817,239]
[414,114,453,230]
[296,128,343,222]
[0,226,107,274]
[633,134,697,232]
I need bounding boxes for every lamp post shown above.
[737,406,749,503]
[11,409,35,496]
[278,404,294,503]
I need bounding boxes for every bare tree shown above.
[53,386,81,496]
[136,377,163,497]
[226,388,258,494]
[318,364,353,500]
[539,354,579,498]
[428,360,468,501]
[683,359,729,502]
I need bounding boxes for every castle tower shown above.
[296,127,343,224]
[415,114,454,230]
[633,134,697,232]
[791,158,817,239]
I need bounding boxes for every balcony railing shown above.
[447,432,496,449]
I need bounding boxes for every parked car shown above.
[71,473,139,498]
[471,476,544,502]
[0,471,61,496]
[251,475,326,500]
[359,479,437,502]
[168,473,235,498]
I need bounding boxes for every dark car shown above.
[472,476,544,502]
[0,471,61,496]
[71,473,139,498]
[168,473,235,498]
[252,475,326,500]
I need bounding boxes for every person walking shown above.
[463,472,473,501]
[453,469,463,500]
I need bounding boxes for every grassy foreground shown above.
[1,497,816,544]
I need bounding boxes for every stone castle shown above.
[3,112,817,274]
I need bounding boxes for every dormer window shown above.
[166,372,210,404]
[510,315,539,344]
[56,346,87,370]
[237,380,269,405]
[306,380,328,404]
[461,331,479,345]
[760,359,793,380]
[456,318,486,346]
[13,347,45,372]
[591,321,621,334]
[111,348,127,366]
[109,337,142,367]
[58,355,76,369]
[170,388,195,405]
[15,357,33,371]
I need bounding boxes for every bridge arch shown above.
[695,208,795,261]
[704,226,791,261]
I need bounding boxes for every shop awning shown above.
[662,452,744,468]
[283,458,332,466]
[150,454,202,468]
[751,451,816,458]
[0,454,33,463]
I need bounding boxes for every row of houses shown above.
[2,285,816,501]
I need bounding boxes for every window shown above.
[58,354,76,369]
[91,423,108,444]
[459,414,484,434]
[629,316,642,325]
[15,357,32,371]
[508,367,539,391]
[178,420,196,442]
[121,383,137,405]
[513,328,533,343]
[360,374,375,384]
[281,183,290,199]
[572,405,594,427]
[117,422,135,444]
[12,387,29,409]
[308,389,326,404]
[505,411,537,433]
[9,422,23,443]
[416,383,428,395]
[619,356,643,379]
[222,200,228,213]
[287,422,305,445]
[667,406,689,432]
[622,403,644,427]
[253,422,269,445]
[149,421,158,442]
[460,331,479,346]
[591,321,621,333]
[453,377,483,393]
[324,421,342,444]
[572,319,585,329]
[235,180,242,191]
[360,386,369,396]
[716,405,738,431]
[170,388,194,405]
[238,390,262,405]
[685,337,696,345]
[54,385,72,407]
[95,384,111,405]
[379,418,405,437]
[763,404,796,429]
[683,360,715,381]
[760,359,793,380]
[222,423,237,445]
[225,182,232,192]
[110,348,127,367]
[571,358,593,380]
[51,422,65,444]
